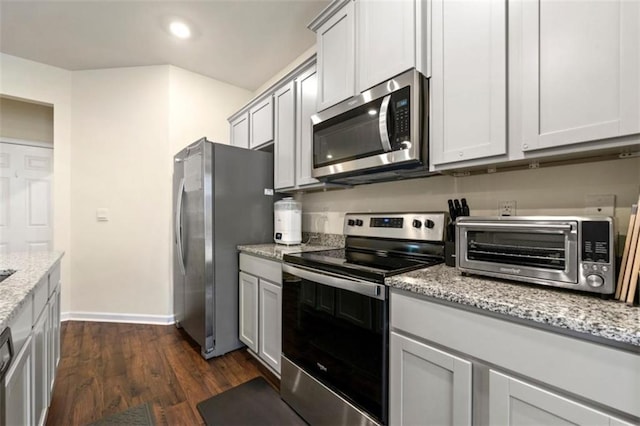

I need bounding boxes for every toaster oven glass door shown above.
[460,223,578,284]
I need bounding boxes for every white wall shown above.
[299,157,640,236]
[0,97,54,143]
[66,65,253,321]
[70,66,172,318]
[169,66,252,153]
[0,53,72,313]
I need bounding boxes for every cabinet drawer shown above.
[8,296,33,354]
[239,253,281,284]
[48,262,61,297]
[33,276,48,323]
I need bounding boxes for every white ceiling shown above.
[0,0,330,91]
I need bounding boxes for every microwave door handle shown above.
[460,222,573,231]
[378,94,392,152]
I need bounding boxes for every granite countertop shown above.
[237,243,340,261]
[387,264,640,348]
[0,251,64,331]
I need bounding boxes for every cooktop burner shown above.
[283,212,448,284]
[283,248,443,284]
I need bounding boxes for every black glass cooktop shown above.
[283,248,443,284]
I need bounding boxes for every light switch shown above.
[96,208,109,222]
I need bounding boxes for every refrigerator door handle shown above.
[175,177,186,275]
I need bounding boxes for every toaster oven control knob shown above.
[586,274,604,288]
[355,219,363,226]
[424,219,435,229]
[412,219,422,229]
[347,219,355,226]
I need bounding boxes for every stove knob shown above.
[424,219,435,229]
[586,274,604,288]
[355,219,364,226]
[412,219,422,229]
[347,219,355,226]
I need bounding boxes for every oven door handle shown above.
[283,264,387,301]
[459,222,573,232]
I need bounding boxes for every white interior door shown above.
[0,142,53,254]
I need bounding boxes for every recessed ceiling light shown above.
[169,21,191,39]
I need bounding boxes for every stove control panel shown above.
[344,212,448,241]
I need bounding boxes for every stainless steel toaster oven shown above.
[456,216,615,294]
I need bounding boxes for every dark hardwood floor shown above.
[46,321,278,426]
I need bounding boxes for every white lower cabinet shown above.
[33,305,50,426]
[258,280,282,374]
[239,272,259,353]
[3,261,62,426]
[238,253,282,376]
[489,371,635,426]
[390,331,472,426]
[390,289,640,425]
[4,335,33,426]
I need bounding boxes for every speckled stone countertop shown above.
[237,243,341,261]
[0,251,64,331]
[387,264,640,349]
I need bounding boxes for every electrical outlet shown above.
[498,200,516,216]
[584,194,615,216]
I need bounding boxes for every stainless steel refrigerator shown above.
[173,138,274,359]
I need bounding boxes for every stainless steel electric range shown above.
[281,212,448,426]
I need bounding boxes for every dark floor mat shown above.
[197,377,307,426]
[88,403,155,426]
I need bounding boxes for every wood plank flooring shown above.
[45,321,278,426]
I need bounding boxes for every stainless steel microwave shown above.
[456,216,615,294]
[311,69,429,185]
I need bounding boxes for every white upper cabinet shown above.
[229,112,249,149]
[311,0,428,111]
[357,0,416,93]
[313,0,356,111]
[274,81,296,190]
[430,0,507,167]
[249,96,274,149]
[519,0,640,152]
[296,66,320,187]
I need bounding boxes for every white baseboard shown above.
[61,311,175,325]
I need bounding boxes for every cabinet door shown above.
[33,306,49,426]
[230,112,249,149]
[259,279,282,374]
[4,336,33,426]
[390,331,472,426]
[430,0,507,167]
[295,66,320,187]
[49,284,60,395]
[274,81,296,190]
[316,0,356,111]
[489,371,635,426]
[249,97,274,149]
[357,0,416,93]
[520,0,640,152]
[239,272,259,353]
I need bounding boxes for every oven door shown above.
[311,69,424,180]
[456,220,578,284]
[282,264,388,424]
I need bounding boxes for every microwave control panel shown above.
[391,86,411,147]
